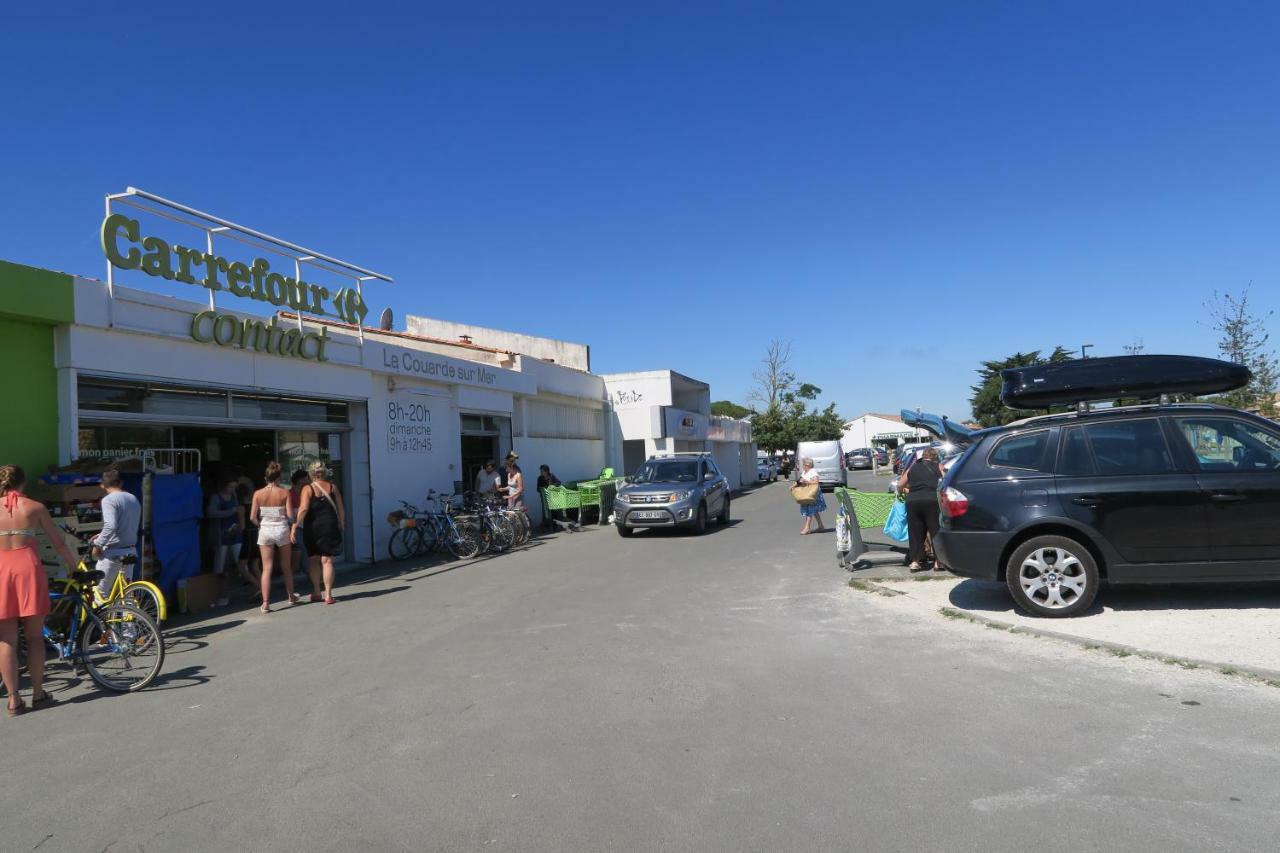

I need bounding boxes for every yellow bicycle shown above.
[49,561,167,626]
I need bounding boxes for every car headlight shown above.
[668,490,693,502]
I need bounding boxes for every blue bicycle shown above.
[40,568,166,692]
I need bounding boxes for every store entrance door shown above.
[459,413,511,493]
[461,435,499,493]
[174,427,277,490]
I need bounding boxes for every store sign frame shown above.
[100,187,393,362]
[101,212,369,326]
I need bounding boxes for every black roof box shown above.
[1000,355,1251,410]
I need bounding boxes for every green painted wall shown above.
[0,260,73,472]
[0,259,74,324]
[0,317,59,472]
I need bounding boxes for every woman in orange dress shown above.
[1,465,79,717]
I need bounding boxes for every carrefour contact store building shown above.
[7,189,609,566]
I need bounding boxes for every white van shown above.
[795,440,845,490]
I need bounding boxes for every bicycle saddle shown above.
[73,569,106,584]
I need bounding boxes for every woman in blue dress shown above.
[791,457,827,535]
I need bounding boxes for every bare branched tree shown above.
[748,339,795,410]
[1204,285,1278,416]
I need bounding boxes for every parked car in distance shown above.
[935,402,1280,618]
[614,453,731,537]
[873,448,889,467]
[756,455,779,482]
[892,442,933,474]
[795,440,845,490]
[845,448,874,470]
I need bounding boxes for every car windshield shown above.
[632,460,699,483]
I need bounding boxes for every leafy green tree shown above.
[969,347,1073,427]
[749,379,844,450]
[711,400,753,419]
[751,404,789,452]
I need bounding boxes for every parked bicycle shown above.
[55,526,167,623]
[38,567,165,692]
[387,491,483,560]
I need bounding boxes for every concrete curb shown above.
[851,578,1280,686]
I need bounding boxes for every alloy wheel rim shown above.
[1018,547,1087,610]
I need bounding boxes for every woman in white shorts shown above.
[250,461,297,612]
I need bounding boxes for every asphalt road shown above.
[4,481,1279,852]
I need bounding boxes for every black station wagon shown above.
[935,386,1280,617]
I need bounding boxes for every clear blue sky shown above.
[4,2,1278,421]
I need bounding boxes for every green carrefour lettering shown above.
[188,309,329,362]
[226,261,253,298]
[140,236,175,280]
[101,213,142,270]
[173,246,204,284]
[103,215,373,331]
[190,310,216,342]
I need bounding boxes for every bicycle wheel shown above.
[388,526,422,561]
[446,519,483,559]
[121,580,167,624]
[415,518,439,555]
[79,603,165,692]
[486,516,514,553]
[512,511,530,546]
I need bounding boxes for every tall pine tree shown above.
[969,347,1073,427]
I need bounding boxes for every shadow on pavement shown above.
[624,519,743,538]
[165,619,247,640]
[163,637,209,657]
[336,585,410,603]
[947,578,1280,614]
[135,664,213,692]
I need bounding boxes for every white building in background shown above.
[841,413,931,450]
[601,370,756,488]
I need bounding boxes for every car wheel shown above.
[616,524,633,538]
[1005,535,1099,618]
[718,495,730,524]
[690,504,707,535]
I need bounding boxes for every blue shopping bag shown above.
[882,499,909,542]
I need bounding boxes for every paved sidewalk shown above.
[871,576,1280,678]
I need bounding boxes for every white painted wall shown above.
[602,371,675,411]
[514,436,606,525]
[711,442,739,489]
[738,443,758,488]
[365,380,460,559]
[406,315,590,371]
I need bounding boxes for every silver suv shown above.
[615,453,731,537]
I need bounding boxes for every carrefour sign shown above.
[101,213,368,326]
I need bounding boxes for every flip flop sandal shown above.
[31,691,55,709]
[7,700,27,718]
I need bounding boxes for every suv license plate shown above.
[632,511,665,520]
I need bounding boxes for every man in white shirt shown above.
[474,460,501,496]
